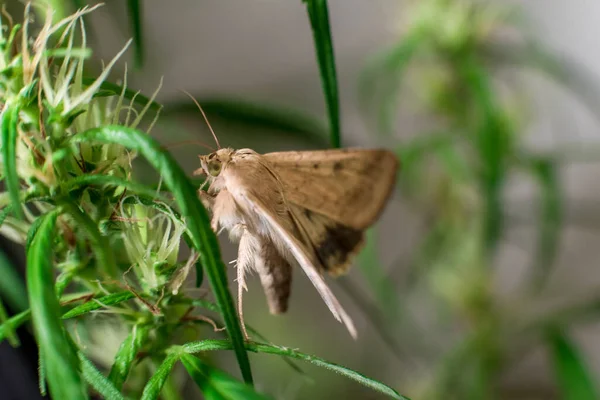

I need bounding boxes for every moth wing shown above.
[263,149,398,230]
[242,191,356,338]
[224,159,356,338]
[288,204,364,276]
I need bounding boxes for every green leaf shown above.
[181,354,272,400]
[0,298,19,346]
[303,0,341,148]
[71,125,253,384]
[182,340,409,400]
[0,309,31,343]
[63,174,170,203]
[27,210,88,399]
[127,0,144,69]
[39,346,47,396]
[547,327,598,400]
[529,158,562,289]
[141,353,181,400]
[61,201,117,277]
[62,291,136,319]
[108,324,150,390]
[0,248,29,312]
[79,352,126,400]
[1,104,23,219]
[0,205,13,228]
[26,215,46,252]
[164,97,328,145]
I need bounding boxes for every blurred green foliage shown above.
[359,0,600,398]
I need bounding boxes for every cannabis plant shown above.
[0,5,406,400]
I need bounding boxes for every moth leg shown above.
[198,191,220,232]
[235,227,257,341]
[198,189,215,210]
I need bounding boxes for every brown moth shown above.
[193,146,398,339]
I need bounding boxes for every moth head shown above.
[194,148,234,178]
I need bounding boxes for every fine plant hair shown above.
[0,5,406,400]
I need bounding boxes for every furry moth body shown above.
[194,147,398,339]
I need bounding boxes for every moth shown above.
[193,145,398,339]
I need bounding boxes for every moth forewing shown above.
[197,147,398,340]
[263,149,398,230]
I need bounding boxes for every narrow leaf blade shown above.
[303,0,341,148]
[182,340,409,400]
[79,352,126,400]
[140,353,181,400]
[1,105,23,218]
[547,327,598,400]
[0,309,31,344]
[181,354,272,400]
[62,291,136,319]
[108,324,150,389]
[0,248,28,312]
[127,0,144,69]
[27,210,88,399]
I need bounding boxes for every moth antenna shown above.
[160,139,215,152]
[179,89,221,149]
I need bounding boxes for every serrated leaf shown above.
[547,327,598,400]
[27,210,88,399]
[303,0,341,148]
[71,125,253,384]
[26,215,45,252]
[62,291,136,319]
[140,353,181,400]
[1,104,23,219]
[79,352,126,400]
[182,340,409,400]
[181,354,272,400]
[108,324,150,389]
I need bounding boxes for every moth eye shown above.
[207,160,222,176]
